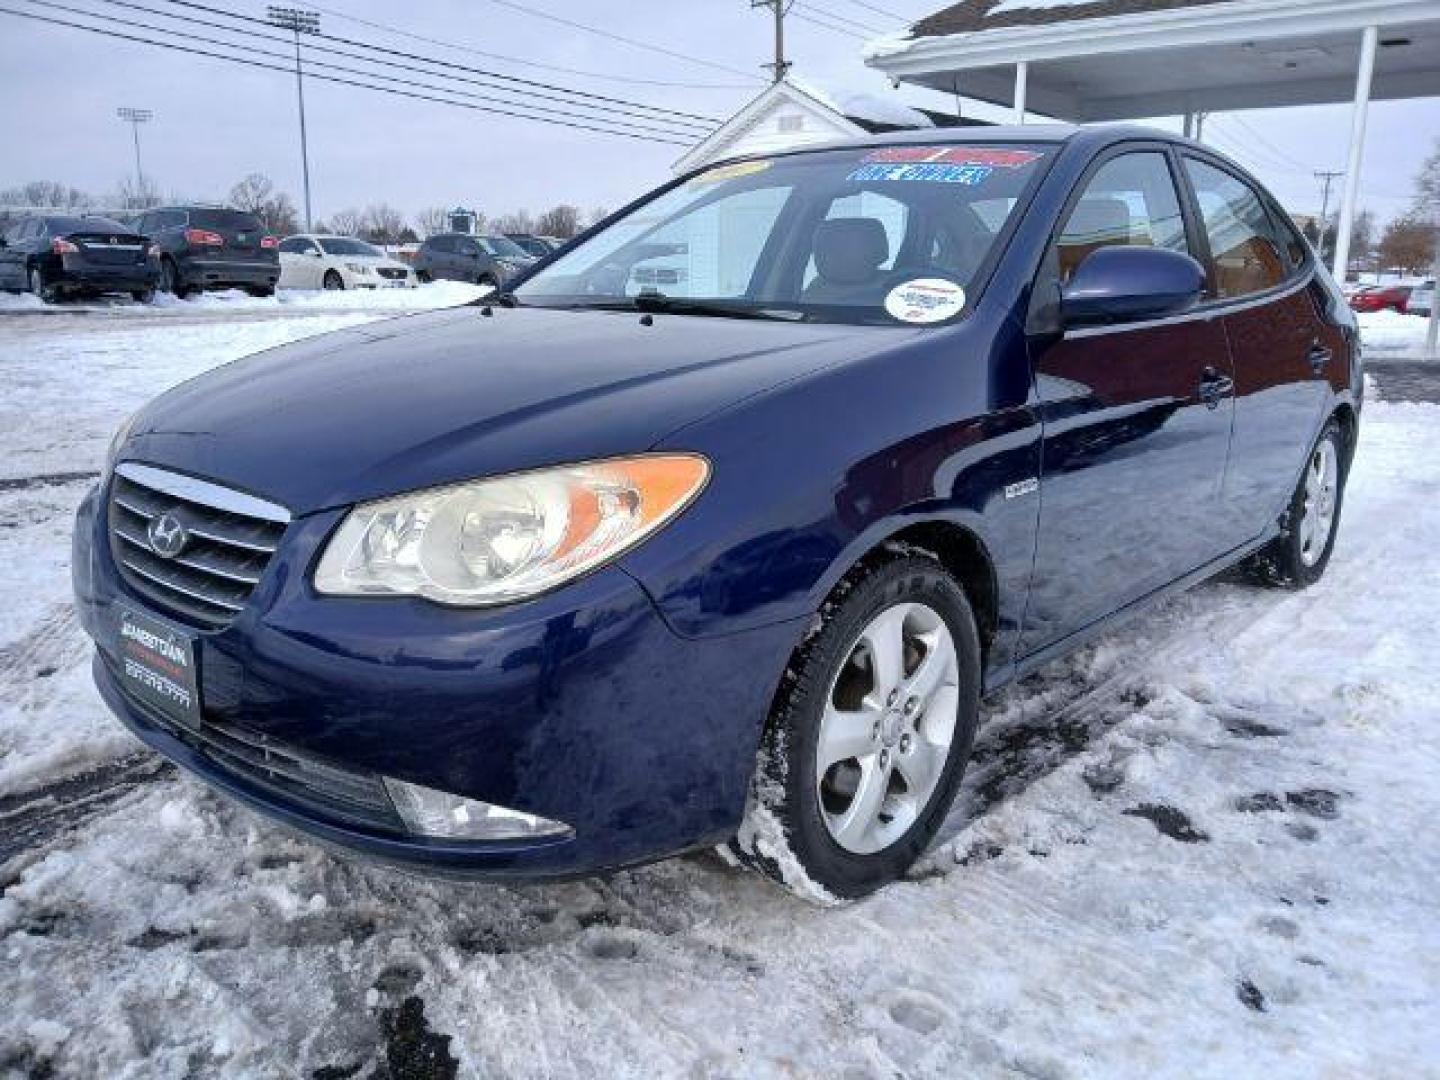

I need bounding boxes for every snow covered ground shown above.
[1,295,1438,1078]
[1356,309,1436,358]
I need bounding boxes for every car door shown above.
[1020,147,1236,654]
[0,219,26,287]
[1181,156,1338,544]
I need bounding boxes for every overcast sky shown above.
[0,0,1434,227]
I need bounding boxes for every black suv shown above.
[413,233,534,286]
[0,214,159,302]
[132,206,280,297]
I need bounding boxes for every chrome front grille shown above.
[108,462,289,630]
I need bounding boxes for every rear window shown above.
[46,216,127,234]
[479,235,528,257]
[189,209,264,232]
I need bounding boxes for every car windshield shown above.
[478,235,529,258]
[318,237,384,257]
[515,143,1054,325]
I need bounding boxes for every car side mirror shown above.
[1061,246,1205,327]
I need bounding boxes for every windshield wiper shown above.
[627,293,802,321]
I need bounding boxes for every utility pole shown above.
[751,0,792,83]
[115,107,152,204]
[1314,169,1344,262]
[267,6,319,231]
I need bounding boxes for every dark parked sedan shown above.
[131,206,280,297]
[0,214,159,302]
[75,125,1358,902]
[413,233,534,286]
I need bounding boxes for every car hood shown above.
[123,305,901,514]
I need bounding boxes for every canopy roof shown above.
[865,0,1440,120]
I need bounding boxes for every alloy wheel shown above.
[815,601,960,855]
[1298,437,1338,567]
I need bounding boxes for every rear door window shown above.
[1183,158,1288,299]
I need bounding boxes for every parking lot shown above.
[1,296,1438,1078]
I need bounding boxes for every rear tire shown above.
[416,270,432,284]
[730,554,981,904]
[28,264,58,304]
[1243,418,1347,589]
[132,288,155,304]
[161,258,192,299]
[477,274,497,289]
[246,285,275,298]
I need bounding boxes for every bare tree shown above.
[361,203,408,244]
[0,180,93,209]
[415,206,451,237]
[494,209,535,234]
[115,174,163,211]
[535,204,581,238]
[228,173,275,214]
[328,207,362,237]
[587,206,611,228]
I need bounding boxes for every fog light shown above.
[383,777,571,840]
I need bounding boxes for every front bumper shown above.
[72,479,799,879]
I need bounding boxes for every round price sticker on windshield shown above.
[884,279,966,324]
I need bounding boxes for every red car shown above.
[1350,283,1414,313]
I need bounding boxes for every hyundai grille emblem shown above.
[147,511,189,559]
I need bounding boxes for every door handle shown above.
[1198,366,1234,409]
[1307,342,1333,375]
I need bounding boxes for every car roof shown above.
[724,122,1188,167]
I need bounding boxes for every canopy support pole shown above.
[1014,61,1028,124]
[1182,111,1194,139]
[1331,25,1377,281]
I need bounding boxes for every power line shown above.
[834,0,908,20]
[78,0,714,133]
[306,3,751,90]
[791,8,872,39]
[795,2,887,35]
[0,6,697,145]
[153,0,723,126]
[478,0,761,82]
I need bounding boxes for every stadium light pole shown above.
[267,6,319,231]
[116,107,152,202]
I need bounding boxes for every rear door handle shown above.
[1198,366,1234,409]
[1307,342,1333,374]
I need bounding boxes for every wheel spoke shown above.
[817,705,878,769]
[860,606,908,698]
[904,633,954,708]
[894,739,943,803]
[831,758,889,850]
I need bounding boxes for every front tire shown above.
[322,269,344,291]
[731,555,981,903]
[161,258,192,299]
[1244,418,1347,588]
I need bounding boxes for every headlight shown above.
[314,454,709,605]
[345,262,371,274]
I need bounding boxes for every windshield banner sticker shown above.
[848,162,992,185]
[885,278,966,324]
[861,147,1043,168]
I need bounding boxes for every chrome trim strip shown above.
[115,462,291,523]
[1064,271,1312,341]
[119,558,245,611]
[113,527,263,584]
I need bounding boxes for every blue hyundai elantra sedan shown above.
[73,125,1359,902]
